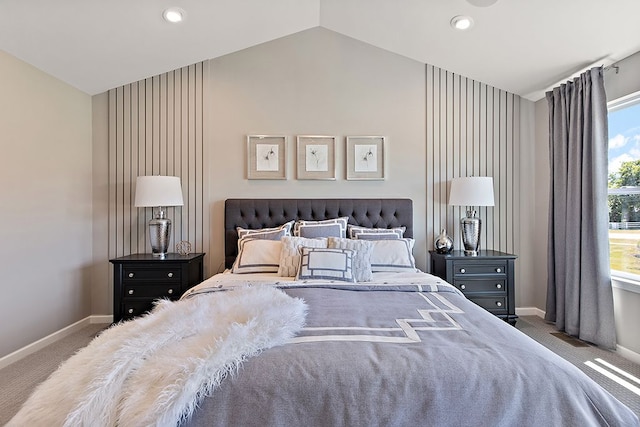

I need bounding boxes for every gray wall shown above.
[100,28,530,315]
[0,50,93,357]
[532,51,640,356]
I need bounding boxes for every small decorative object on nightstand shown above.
[434,229,454,254]
[430,250,517,325]
[110,252,205,323]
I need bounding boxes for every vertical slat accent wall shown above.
[426,65,520,255]
[108,62,209,264]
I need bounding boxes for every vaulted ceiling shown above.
[1,0,639,100]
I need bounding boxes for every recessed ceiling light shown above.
[466,0,498,6]
[450,15,474,31]
[163,7,186,23]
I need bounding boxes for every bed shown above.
[9,198,639,427]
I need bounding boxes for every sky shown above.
[608,100,640,178]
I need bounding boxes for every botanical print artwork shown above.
[256,144,279,171]
[306,144,328,172]
[354,144,377,172]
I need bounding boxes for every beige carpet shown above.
[1,317,638,424]
[515,315,640,418]
[0,324,106,425]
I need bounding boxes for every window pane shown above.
[608,95,640,277]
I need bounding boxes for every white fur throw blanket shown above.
[8,286,307,427]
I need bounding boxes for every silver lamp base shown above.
[460,210,481,256]
[149,209,172,258]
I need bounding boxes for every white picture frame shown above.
[346,136,385,180]
[296,135,336,180]
[247,135,287,180]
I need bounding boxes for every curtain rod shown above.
[604,64,620,74]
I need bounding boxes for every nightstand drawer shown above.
[452,261,507,276]
[123,284,179,298]
[468,296,508,314]
[121,300,156,320]
[454,279,507,293]
[122,265,182,282]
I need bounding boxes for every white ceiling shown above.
[1,0,639,100]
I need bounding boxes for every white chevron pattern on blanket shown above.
[290,292,464,344]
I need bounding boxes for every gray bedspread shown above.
[183,273,639,427]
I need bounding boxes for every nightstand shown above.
[429,250,517,325]
[110,253,205,323]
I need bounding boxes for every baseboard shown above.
[615,344,640,364]
[90,314,114,324]
[515,306,546,318]
[0,315,113,370]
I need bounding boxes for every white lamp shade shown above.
[134,176,184,207]
[448,176,495,207]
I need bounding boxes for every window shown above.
[607,91,640,281]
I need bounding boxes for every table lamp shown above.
[134,176,184,258]
[448,176,494,256]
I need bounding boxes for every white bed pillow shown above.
[369,238,416,272]
[327,237,373,282]
[294,217,349,238]
[278,236,328,277]
[232,238,282,274]
[237,220,294,240]
[348,225,406,240]
[296,247,356,282]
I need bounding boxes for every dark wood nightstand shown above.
[110,253,205,323]
[430,250,517,325]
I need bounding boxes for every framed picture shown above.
[296,135,336,180]
[346,136,385,180]
[247,135,287,180]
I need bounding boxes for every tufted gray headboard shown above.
[224,198,413,269]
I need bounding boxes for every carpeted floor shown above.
[515,315,640,418]
[0,323,107,425]
[0,316,638,424]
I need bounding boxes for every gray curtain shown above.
[545,67,616,349]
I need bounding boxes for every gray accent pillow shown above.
[348,225,405,240]
[278,236,328,277]
[294,217,349,238]
[237,220,294,240]
[296,247,356,282]
[327,237,373,282]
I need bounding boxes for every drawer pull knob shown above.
[128,273,134,278]
[496,301,503,307]
[495,268,502,273]
[168,272,173,278]
[128,289,134,295]
[168,289,174,295]
[460,284,466,290]
[128,308,134,314]
[460,268,466,274]
[496,284,502,289]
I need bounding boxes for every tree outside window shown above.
[607,94,640,277]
